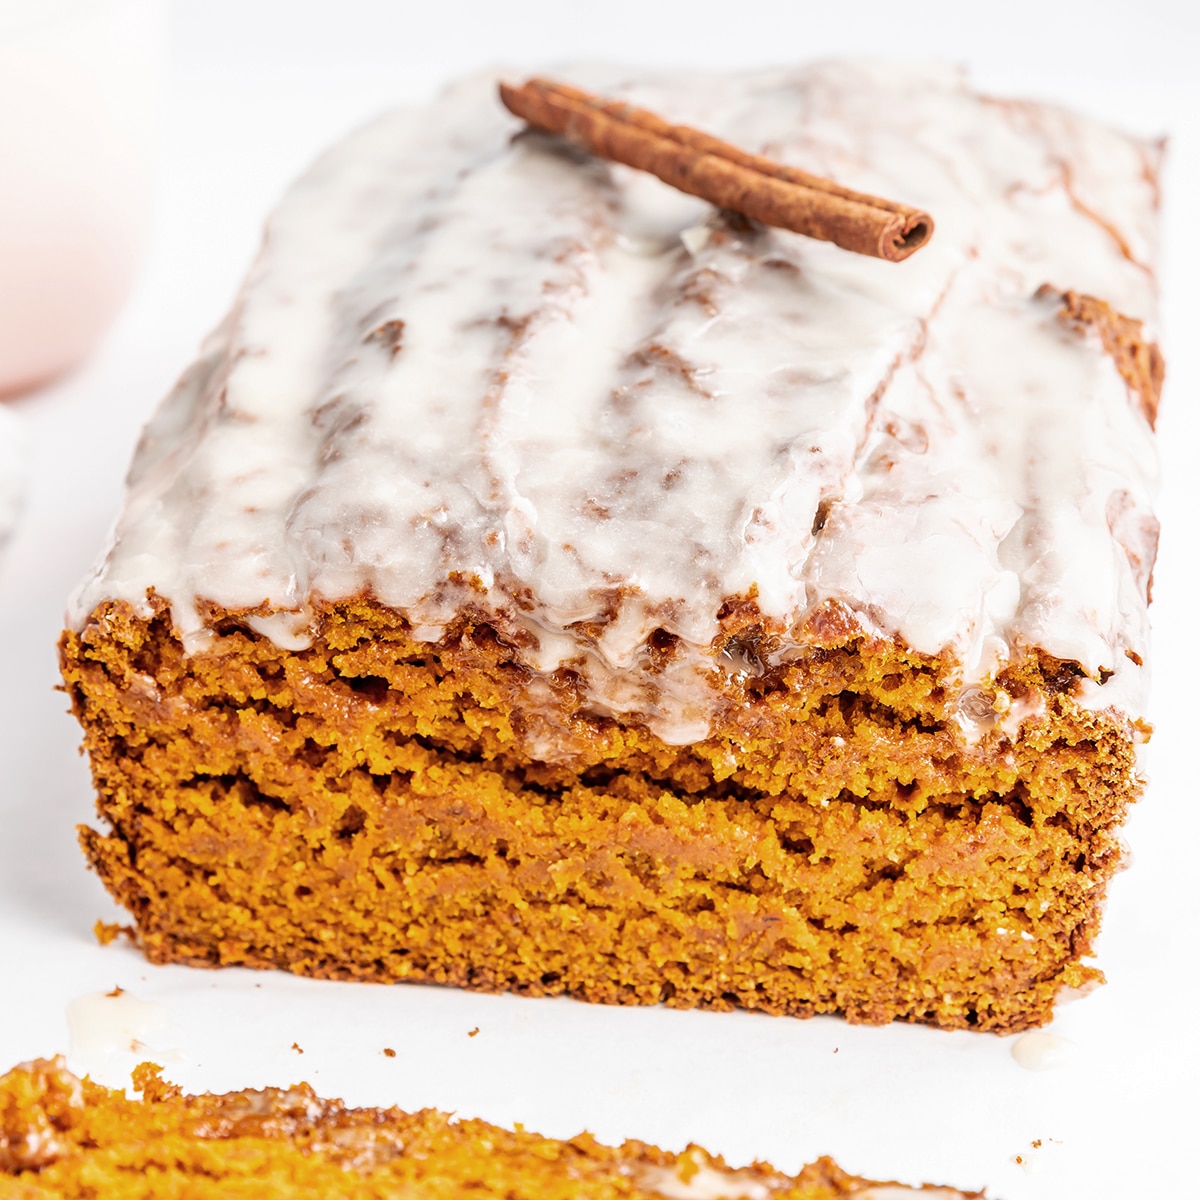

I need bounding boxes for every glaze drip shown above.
[69,63,1161,743]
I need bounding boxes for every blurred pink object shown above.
[0,0,164,398]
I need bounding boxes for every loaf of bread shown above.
[61,63,1162,1031]
[0,1057,983,1198]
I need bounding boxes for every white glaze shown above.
[66,989,169,1070]
[634,1160,968,1200]
[1010,1030,1078,1071]
[69,63,1161,744]
[636,1161,777,1200]
[855,1189,970,1200]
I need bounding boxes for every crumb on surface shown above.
[291,1043,303,1054]
[93,920,135,947]
[382,1048,396,1058]
[468,1028,479,1038]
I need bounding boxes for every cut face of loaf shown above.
[62,63,1161,1030]
[0,1057,983,1196]
[64,594,1140,1030]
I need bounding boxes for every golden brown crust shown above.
[0,1058,983,1198]
[60,595,1140,1032]
[1041,285,1164,427]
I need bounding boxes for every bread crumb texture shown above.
[0,1057,980,1198]
[60,596,1139,1032]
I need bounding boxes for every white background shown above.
[2,1,1198,1195]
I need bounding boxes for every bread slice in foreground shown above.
[0,1058,982,1199]
[61,63,1162,1030]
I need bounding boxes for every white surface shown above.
[1,2,1197,1196]
[0,403,25,549]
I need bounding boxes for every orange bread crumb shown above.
[0,1058,982,1198]
[61,594,1138,1031]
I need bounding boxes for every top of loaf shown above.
[69,62,1162,743]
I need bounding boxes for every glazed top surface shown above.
[70,62,1161,743]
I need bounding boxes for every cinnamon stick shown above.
[498,77,934,262]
